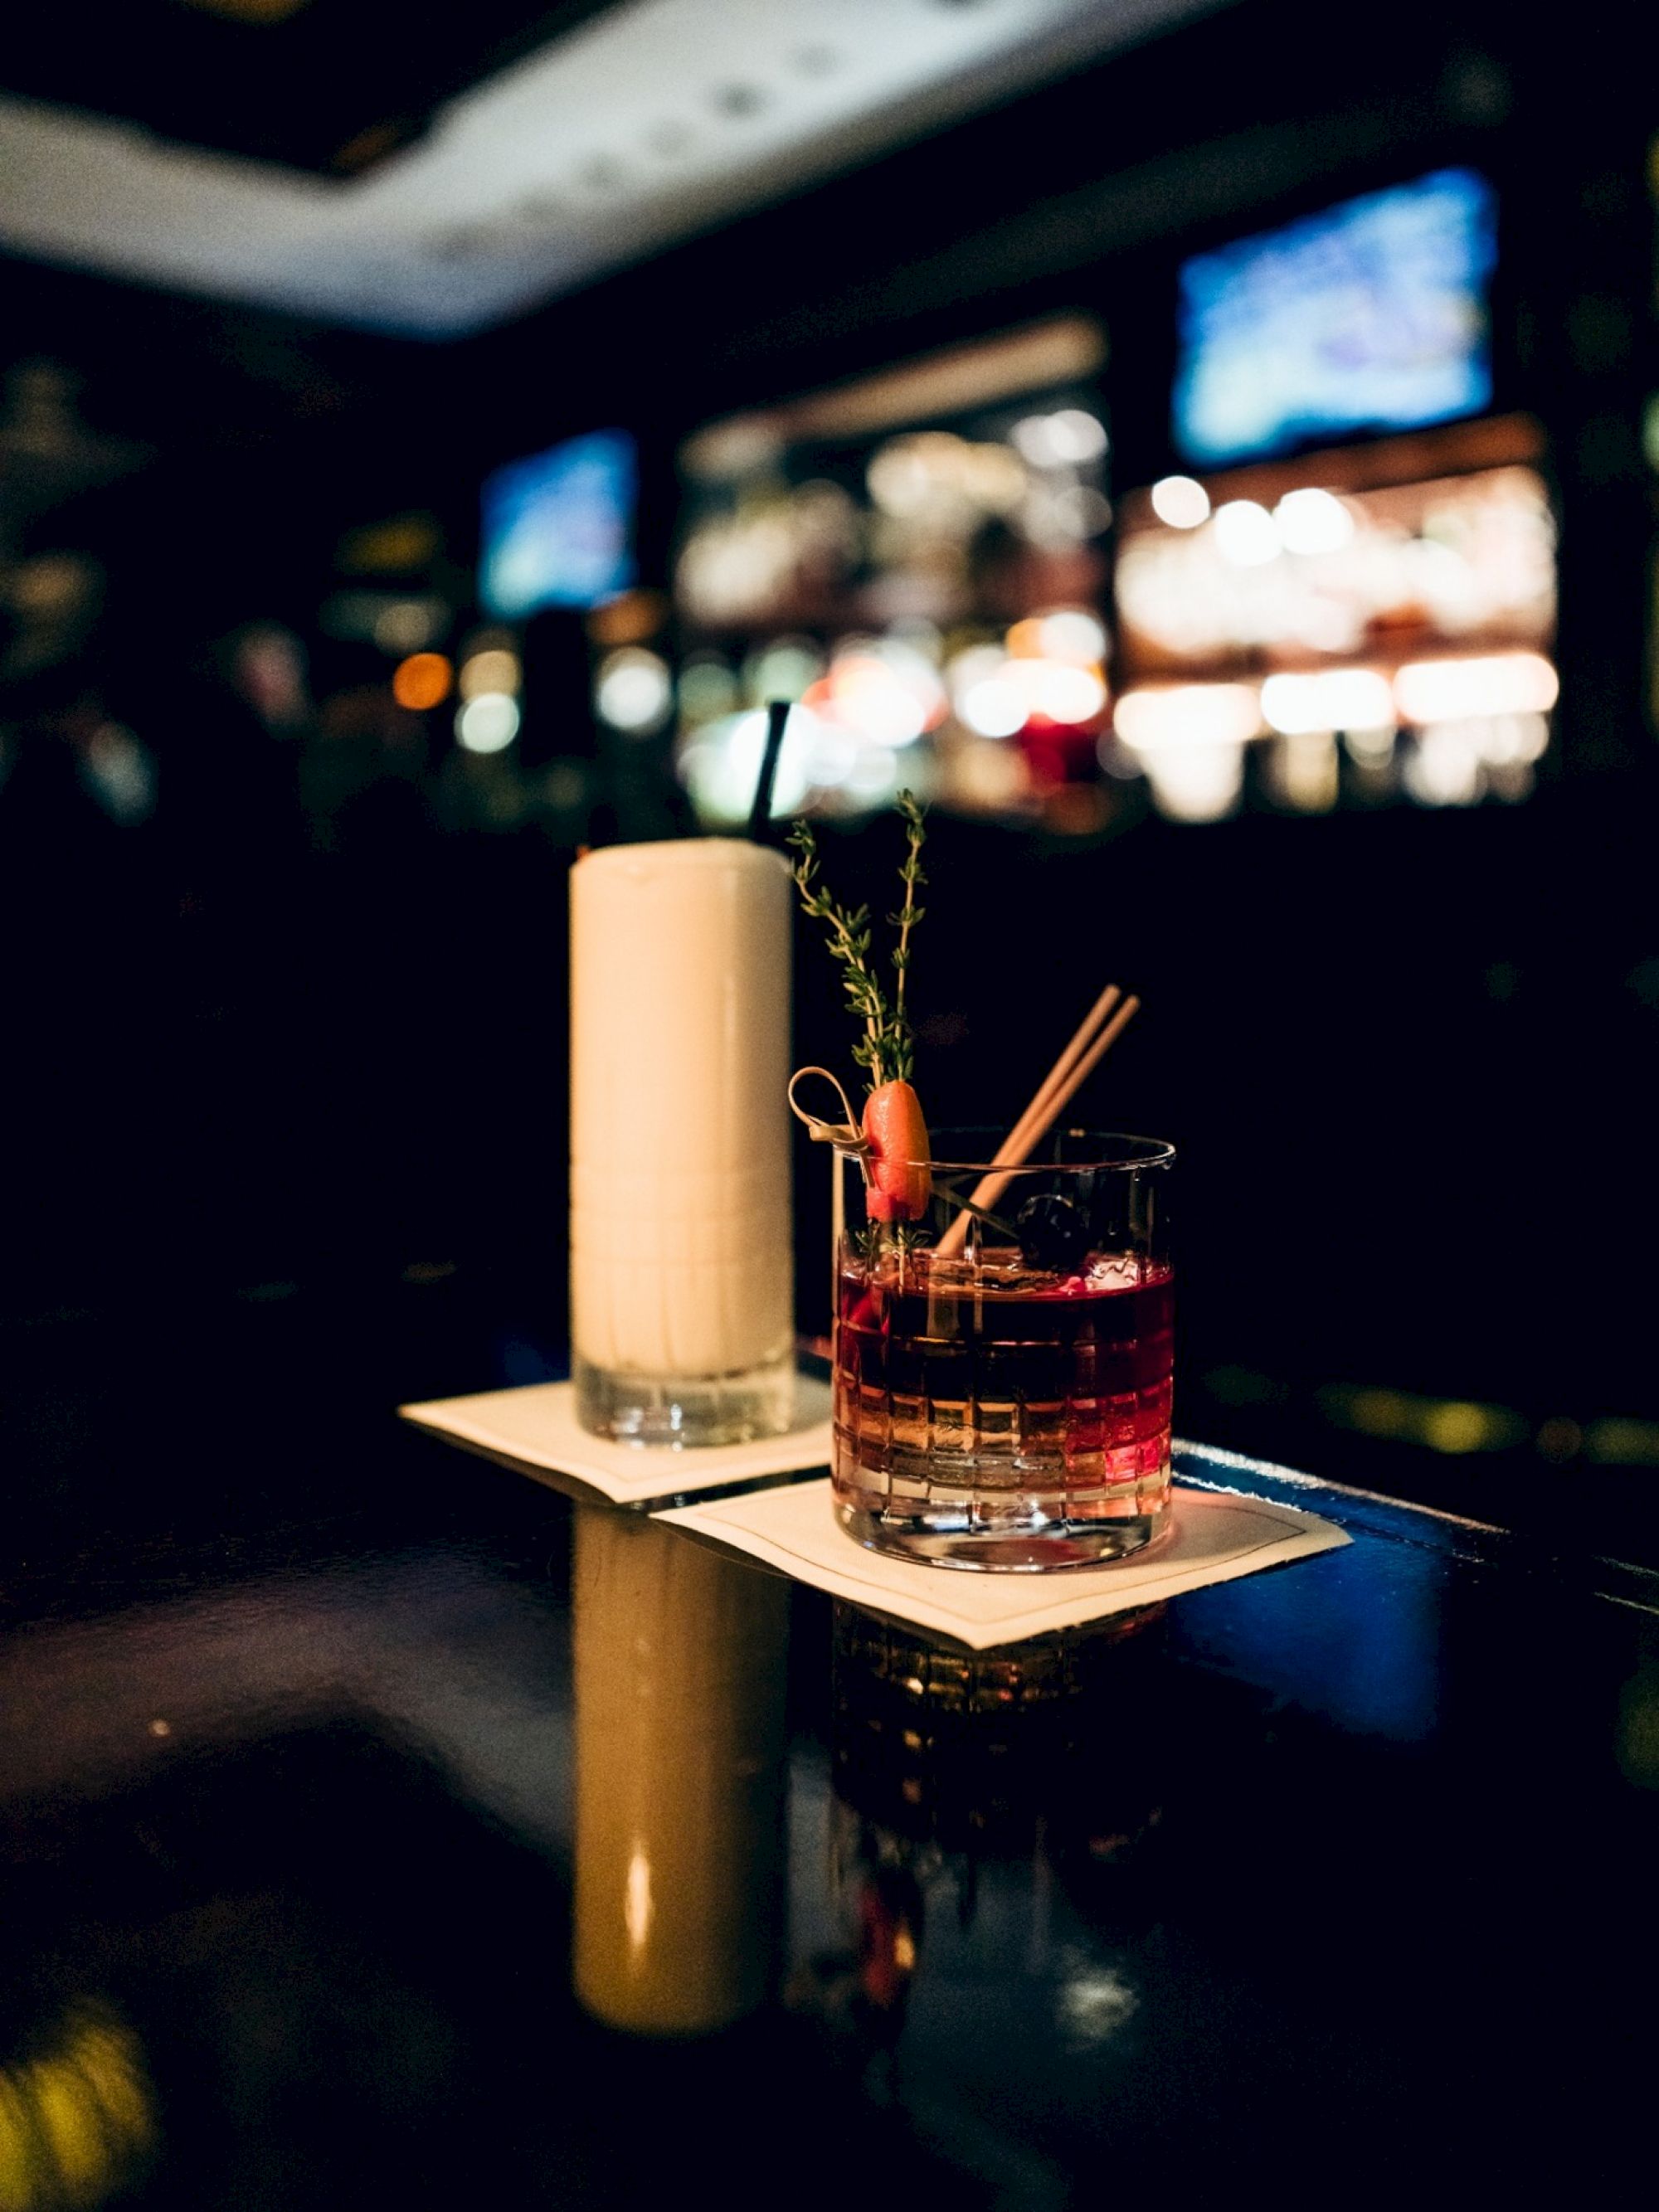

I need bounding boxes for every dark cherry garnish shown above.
[1015,1193,1090,1276]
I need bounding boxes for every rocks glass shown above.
[831,1131,1175,1569]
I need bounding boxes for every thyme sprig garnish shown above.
[788,793,927,1087]
[788,833,890,1079]
[888,790,927,1047]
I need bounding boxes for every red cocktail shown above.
[830,1135,1175,1569]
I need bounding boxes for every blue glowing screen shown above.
[1173,168,1497,468]
[479,429,636,618]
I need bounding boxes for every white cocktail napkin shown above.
[654,1477,1349,1648]
[398,1376,832,1509]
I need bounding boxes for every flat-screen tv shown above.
[1172,168,1497,469]
[479,429,636,619]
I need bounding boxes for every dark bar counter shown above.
[3,1302,1656,2207]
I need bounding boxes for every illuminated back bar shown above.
[1112,168,1559,822]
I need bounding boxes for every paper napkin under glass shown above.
[655,1476,1349,1649]
[398,1376,831,1509]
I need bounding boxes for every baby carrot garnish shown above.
[863,1078,932,1223]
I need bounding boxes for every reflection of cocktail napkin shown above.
[399,1378,831,1510]
[654,1477,1349,1649]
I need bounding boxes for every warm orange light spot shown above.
[588,589,669,647]
[179,0,311,21]
[392,653,452,711]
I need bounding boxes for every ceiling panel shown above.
[0,0,1223,337]
[0,0,615,173]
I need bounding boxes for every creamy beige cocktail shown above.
[569,838,794,1442]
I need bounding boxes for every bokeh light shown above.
[1114,683,1262,749]
[678,652,740,726]
[373,600,444,655]
[1393,651,1558,722]
[1273,486,1355,556]
[1212,499,1281,566]
[1403,723,1485,805]
[1138,741,1247,823]
[1150,474,1210,528]
[1011,409,1107,467]
[742,636,825,705]
[1270,730,1340,813]
[1035,608,1107,664]
[802,638,946,747]
[1260,667,1394,735]
[456,693,521,752]
[595,647,674,733]
[959,669,1028,738]
[392,652,453,712]
[459,647,522,700]
[680,704,817,821]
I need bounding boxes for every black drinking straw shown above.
[747,698,791,840]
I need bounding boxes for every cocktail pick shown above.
[786,1067,872,1163]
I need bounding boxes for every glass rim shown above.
[883,1129,1176,1174]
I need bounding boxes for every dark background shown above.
[3,0,1657,1549]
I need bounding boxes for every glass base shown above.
[834,1497,1171,1573]
[573,1350,795,1448]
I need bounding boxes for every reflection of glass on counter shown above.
[830,1602,1168,1865]
[801,1605,1170,2059]
[572,1509,790,2035]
